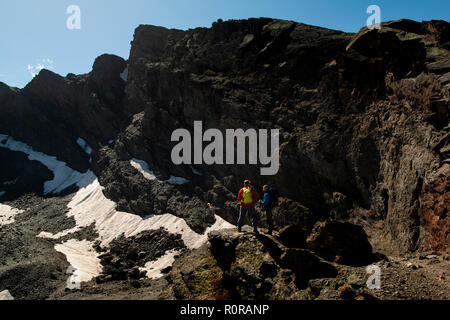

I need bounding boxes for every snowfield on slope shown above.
[0,204,24,226]
[54,239,102,283]
[76,138,93,155]
[40,171,233,249]
[0,134,88,195]
[140,249,180,279]
[39,173,233,281]
[0,134,234,283]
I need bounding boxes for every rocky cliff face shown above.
[0,17,449,300]
[0,54,129,173]
[2,18,448,252]
[92,18,449,253]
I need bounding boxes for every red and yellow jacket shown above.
[237,186,258,206]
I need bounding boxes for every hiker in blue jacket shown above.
[260,185,275,235]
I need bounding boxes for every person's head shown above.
[263,185,269,191]
[244,180,251,187]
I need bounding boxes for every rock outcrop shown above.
[0,148,53,200]
[164,227,382,300]
[0,54,129,172]
[278,224,307,248]
[306,220,375,266]
[1,18,447,253]
[418,163,450,252]
[96,18,448,253]
[96,228,186,283]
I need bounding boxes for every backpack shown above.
[268,188,279,207]
[241,187,254,204]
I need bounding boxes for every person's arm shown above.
[251,188,258,202]
[237,189,243,201]
[261,192,270,206]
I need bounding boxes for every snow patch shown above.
[54,239,102,283]
[165,176,190,185]
[130,158,157,181]
[0,290,14,300]
[190,165,203,176]
[76,138,93,155]
[130,158,189,185]
[0,204,24,226]
[2,179,17,186]
[37,226,82,240]
[140,249,179,279]
[39,173,234,249]
[120,67,128,82]
[32,161,233,282]
[0,134,90,195]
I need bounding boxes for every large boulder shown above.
[278,224,307,248]
[306,221,374,266]
[418,164,450,252]
[279,248,337,287]
[207,228,336,299]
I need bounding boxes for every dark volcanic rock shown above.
[0,17,448,272]
[418,163,450,252]
[0,194,82,300]
[0,149,53,200]
[206,228,336,299]
[279,248,337,288]
[97,228,185,282]
[93,145,216,233]
[1,17,449,302]
[0,54,129,176]
[95,17,449,254]
[278,224,307,248]
[306,220,374,266]
[166,244,232,300]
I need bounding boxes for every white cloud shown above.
[27,64,37,77]
[27,58,54,78]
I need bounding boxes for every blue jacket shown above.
[261,189,273,210]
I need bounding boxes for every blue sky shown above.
[0,0,449,88]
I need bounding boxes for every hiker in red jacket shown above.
[237,180,259,234]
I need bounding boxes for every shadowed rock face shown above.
[167,228,344,300]
[0,148,53,200]
[105,18,448,253]
[0,54,129,172]
[306,220,374,266]
[1,18,449,254]
[418,164,450,252]
[278,225,307,248]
